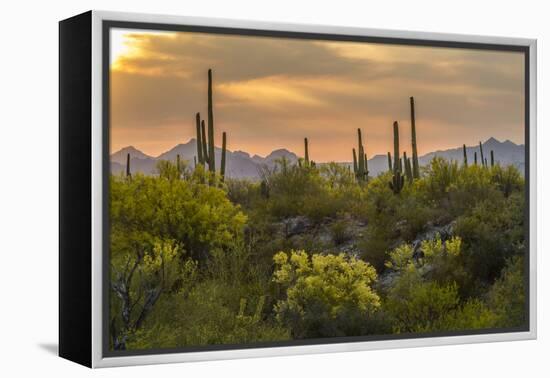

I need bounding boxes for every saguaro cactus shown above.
[479,141,485,167]
[304,138,310,167]
[126,153,131,177]
[404,152,413,183]
[389,121,405,194]
[463,144,468,167]
[220,132,227,181]
[490,150,495,167]
[393,122,400,175]
[353,128,368,182]
[207,69,215,174]
[194,69,227,182]
[474,151,478,165]
[195,113,204,164]
[387,152,392,172]
[410,96,420,178]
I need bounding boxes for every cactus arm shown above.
[387,152,392,172]
[195,113,203,164]
[410,97,420,178]
[201,120,208,164]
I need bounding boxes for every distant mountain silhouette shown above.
[110,146,153,164]
[111,137,524,179]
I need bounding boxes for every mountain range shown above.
[111,137,525,179]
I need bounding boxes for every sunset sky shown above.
[109,28,525,162]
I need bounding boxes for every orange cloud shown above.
[109,28,525,161]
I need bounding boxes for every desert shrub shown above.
[273,250,380,338]
[491,164,524,198]
[259,159,361,222]
[424,157,460,201]
[110,173,247,261]
[320,162,356,190]
[454,193,524,284]
[356,173,437,270]
[127,283,290,349]
[385,267,460,333]
[418,299,498,332]
[487,256,526,328]
[330,219,351,245]
[356,174,399,270]
[109,237,198,349]
[448,164,496,216]
[384,235,501,333]
[225,178,259,209]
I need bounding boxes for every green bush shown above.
[488,256,526,328]
[273,250,381,338]
[110,172,247,261]
[454,193,524,283]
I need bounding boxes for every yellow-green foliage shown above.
[385,243,414,270]
[110,172,247,260]
[273,250,380,338]
[260,159,362,222]
[384,236,497,332]
[127,285,289,350]
[110,152,526,350]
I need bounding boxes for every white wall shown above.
[0,0,547,376]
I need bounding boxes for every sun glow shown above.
[110,28,176,70]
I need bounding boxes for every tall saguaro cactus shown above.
[389,121,405,194]
[220,132,227,181]
[479,141,485,168]
[353,128,368,182]
[474,151,478,165]
[193,69,227,182]
[207,69,215,174]
[490,150,495,167]
[463,144,468,167]
[126,153,131,177]
[304,138,310,167]
[410,97,420,179]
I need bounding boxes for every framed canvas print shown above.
[59,10,537,368]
